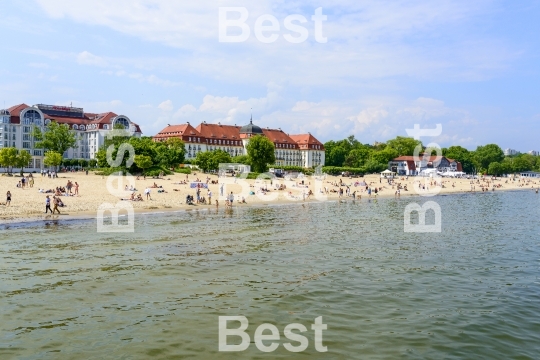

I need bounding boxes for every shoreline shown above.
[1,183,534,228]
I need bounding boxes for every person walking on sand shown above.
[144,186,152,200]
[52,196,61,214]
[45,195,52,213]
[74,182,79,196]
[6,191,11,206]
[208,190,212,205]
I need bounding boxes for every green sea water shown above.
[1,191,539,359]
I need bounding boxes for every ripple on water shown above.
[1,192,540,359]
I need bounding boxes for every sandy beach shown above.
[1,171,538,221]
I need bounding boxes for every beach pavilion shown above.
[380,169,396,178]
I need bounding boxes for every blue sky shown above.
[1,0,539,151]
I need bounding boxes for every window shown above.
[33,150,42,156]
[73,125,78,130]
[103,124,109,130]
[23,134,31,141]
[114,117,130,129]
[23,142,31,149]
[35,159,41,168]
[23,110,42,125]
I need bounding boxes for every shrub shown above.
[175,168,191,174]
[144,166,173,177]
[322,166,365,176]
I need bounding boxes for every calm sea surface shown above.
[1,191,539,359]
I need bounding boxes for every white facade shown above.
[1,104,141,172]
[299,148,325,168]
[504,148,518,156]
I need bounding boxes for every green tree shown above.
[327,144,348,167]
[474,144,504,171]
[95,148,108,168]
[512,156,532,173]
[88,159,98,168]
[34,122,77,156]
[370,147,399,166]
[246,135,276,173]
[134,154,153,174]
[444,146,475,173]
[194,151,213,172]
[364,160,387,173]
[0,147,18,173]
[44,151,63,170]
[488,162,502,175]
[232,155,251,165]
[194,150,233,172]
[500,157,514,174]
[344,146,371,167]
[386,136,423,156]
[209,150,233,171]
[16,150,32,175]
[154,138,185,168]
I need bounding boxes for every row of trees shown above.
[0,148,32,174]
[95,136,185,174]
[324,136,537,175]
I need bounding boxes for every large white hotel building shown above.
[153,120,326,168]
[1,103,325,171]
[0,103,142,171]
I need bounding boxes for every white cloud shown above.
[347,108,389,132]
[77,51,108,67]
[101,70,181,87]
[174,104,196,118]
[158,100,173,112]
[34,0,516,85]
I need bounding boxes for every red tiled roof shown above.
[393,155,461,170]
[406,160,416,171]
[289,133,325,150]
[4,104,142,133]
[7,103,29,116]
[154,123,202,140]
[195,122,241,140]
[262,128,298,148]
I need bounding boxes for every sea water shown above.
[1,191,539,359]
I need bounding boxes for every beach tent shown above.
[380,169,395,177]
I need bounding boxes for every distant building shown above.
[520,171,540,178]
[528,150,539,156]
[153,119,325,168]
[504,148,518,156]
[0,103,142,172]
[388,156,462,175]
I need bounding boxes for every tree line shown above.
[3,121,538,176]
[324,135,540,175]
